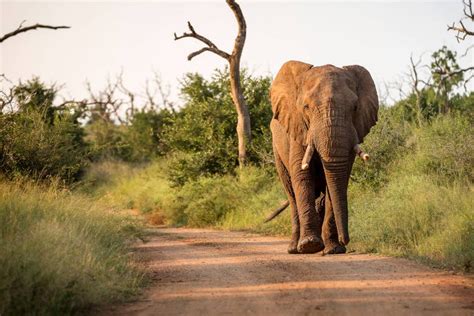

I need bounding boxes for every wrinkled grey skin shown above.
[270,61,378,254]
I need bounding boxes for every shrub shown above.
[410,114,473,182]
[163,166,289,233]
[86,109,174,163]
[0,180,145,315]
[351,106,411,189]
[85,120,132,162]
[0,109,89,183]
[123,109,174,161]
[163,68,273,186]
[0,78,89,183]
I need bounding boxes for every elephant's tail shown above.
[264,200,290,223]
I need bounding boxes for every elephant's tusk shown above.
[301,144,314,170]
[354,144,370,162]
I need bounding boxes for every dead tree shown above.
[448,0,474,41]
[0,20,70,44]
[174,0,251,167]
[409,55,426,126]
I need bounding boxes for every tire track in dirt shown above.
[101,227,474,316]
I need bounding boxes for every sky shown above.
[1,0,473,106]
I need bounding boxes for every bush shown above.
[85,120,132,162]
[351,106,412,189]
[0,109,89,183]
[410,114,473,182]
[0,180,145,315]
[123,109,174,161]
[163,68,273,186]
[349,113,474,271]
[0,78,89,183]
[86,109,174,163]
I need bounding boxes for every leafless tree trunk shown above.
[0,20,69,44]
[409,55,424,126]
[174,0,251,167]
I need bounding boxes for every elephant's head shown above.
[271,61,379,246]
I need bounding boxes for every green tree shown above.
[430,46,464,114]
[124,109,174,161]
[163,68,273,186]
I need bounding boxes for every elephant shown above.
[269,60,378,254]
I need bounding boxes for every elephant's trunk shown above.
[312,117,352,245]
[323,160,351,245]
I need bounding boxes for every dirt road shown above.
[102,227,473,316]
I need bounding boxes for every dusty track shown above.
[102,227,473,316]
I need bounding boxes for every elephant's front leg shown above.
[322,189,346,255]
[290,141,324,254]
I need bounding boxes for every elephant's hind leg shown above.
[274,150,300,254]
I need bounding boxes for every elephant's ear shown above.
[343,65,379,143]
[271,60,313,145]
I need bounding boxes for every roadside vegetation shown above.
[0,41,472,315]
[0,180,145,315]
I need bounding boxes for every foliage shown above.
[428,46,465,115]
[409,114,473,182]
[124,109,174,161]
[86,109,174,162]
[430,46,464,96]
[90,162,289,234]
[0,78,89,183]
[163,68,273,186]
[85,120,132,162]
[0,180,145,315]
[81,160,173,227]
[395,46,472,123]
[349,176,473,271]
[349,112,473,271]
[351,106,411,189]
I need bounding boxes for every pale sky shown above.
[1,0,473,106]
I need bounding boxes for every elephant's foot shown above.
[297,236,324,254]
[323,242,346,255]
[287,239,299,254]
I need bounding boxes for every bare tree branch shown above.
[144,71,175,112]
[447,0,474,41]
[433,66,474,78]
[0,22,70,43]
[461,44,474,57]
[174,21,230,60]
[409,54,425,126]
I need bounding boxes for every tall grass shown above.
[349,114,473,270]
[349,176,473,270]
[0,180,145,315]
[163,166,290,235]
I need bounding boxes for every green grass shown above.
[0,180,145,315]
[349,176,473,270]
[163,166,290,234]
[81,160,172,216]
